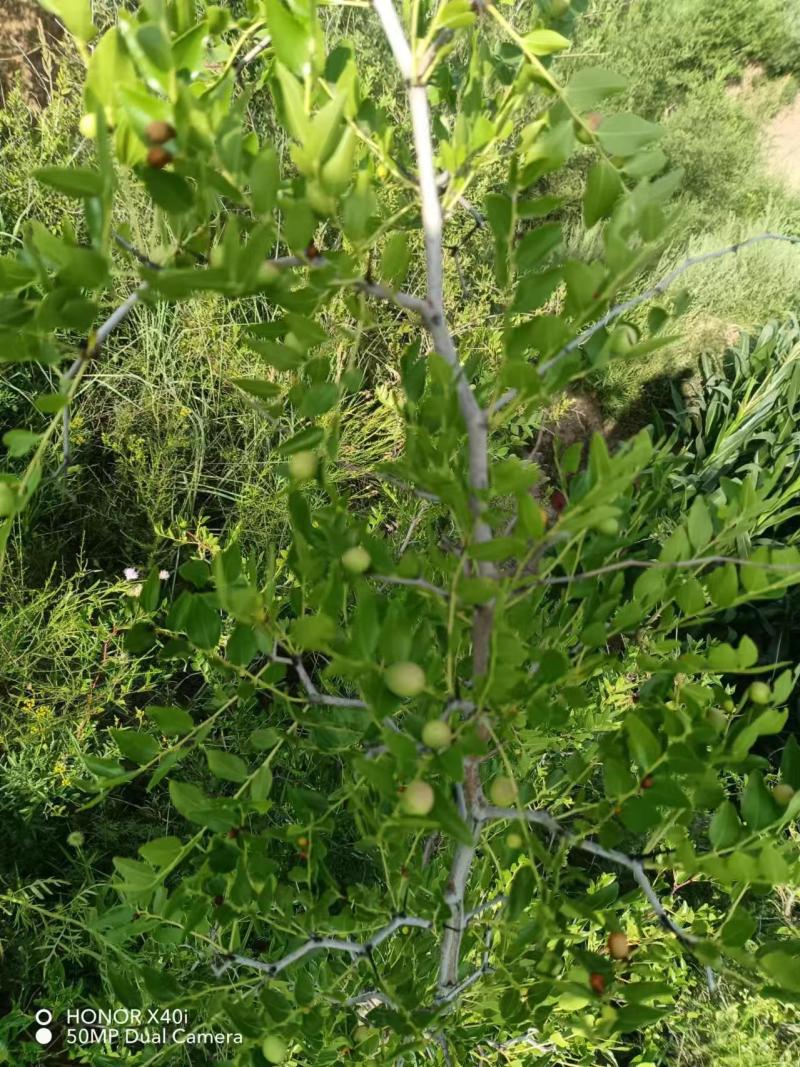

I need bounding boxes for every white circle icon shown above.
[35,1009,52,1025]
[35,1027,53,1045]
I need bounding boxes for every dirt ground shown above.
[0,0,61,107]
[766,92,800,193]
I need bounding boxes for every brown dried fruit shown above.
[607,931,629,960]
[146,120,176,145]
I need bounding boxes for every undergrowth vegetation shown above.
[1,1,800,1065]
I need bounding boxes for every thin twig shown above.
[57,286,146,473]
[235,34,272,76]
[371,573,448,598]
[113,232,162,271]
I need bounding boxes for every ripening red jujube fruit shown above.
[146,145,172,169]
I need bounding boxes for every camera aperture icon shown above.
[34,1009,53,1045]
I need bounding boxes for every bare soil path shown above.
[0,0,61,107]
[765,91,800,193]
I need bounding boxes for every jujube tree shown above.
[2,0,800,1063]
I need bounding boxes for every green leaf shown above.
[184,597,221,649]
[245,338,304,371]
[283,199,315,251]
[306,94,347,166]
[39,0,95,42]
[597,115,662,158]
[179,558,210,588]
[737,635,758,669]
[118,85,171,140]
[147,705,194,736]
[625,716,660,771]
[468,537,522,563]
[139,836,184,866]
[85,29,136,113]
[687,497,712,550]
[250,764,273,802]
[706,643,738,672]
[719,906,756,947]
[264,0,313,75]
[168,781,238,831]
[291,613,336,649]
[741,772,780,831]
[249,727,280,751]
[432,0,476,31]
[227,623,258,666]
[34,394,69,415]
[58,248,108,289]
[706,563,738,609]
[381,233,411,285]
[709,800,742,849]
[141,169,194,214]
[566,67,628,112]
[583,161,622,228]
[516,223,562,272]
[111,729,160,765]
[251,146,281,215]
[508,865,535,920]
[485,193,512,243]
[136,24,173,71]
[517,195,564,219]
[173,21,209,72]
[511,268,562,314]
[675,577,705,615]
[34,166,104,198]
[280,426,324,454]
[732,709,788,759]
[522,29,570,55]
[759,843,790,885]
[112,857,155,891]
[205,748,248,783]
[233,378,282,400]
[133,567,161,618]
[107,966,141,1008]
[274,63,310,143]
[0,256,36,291]
[300,382,338,417]
[3,429,39,457]
[400,341,426,403]
[761,950,800,992]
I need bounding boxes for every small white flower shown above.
[158,569,170,580]
[123,567,139,581]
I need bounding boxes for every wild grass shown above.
[558,0,800,413]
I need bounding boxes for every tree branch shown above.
[438,836,479,996]
[520,553,800,589]
[290,654,368,709]
[492,231,800,415]
[478,805,699,948]
[213,915,434,979]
